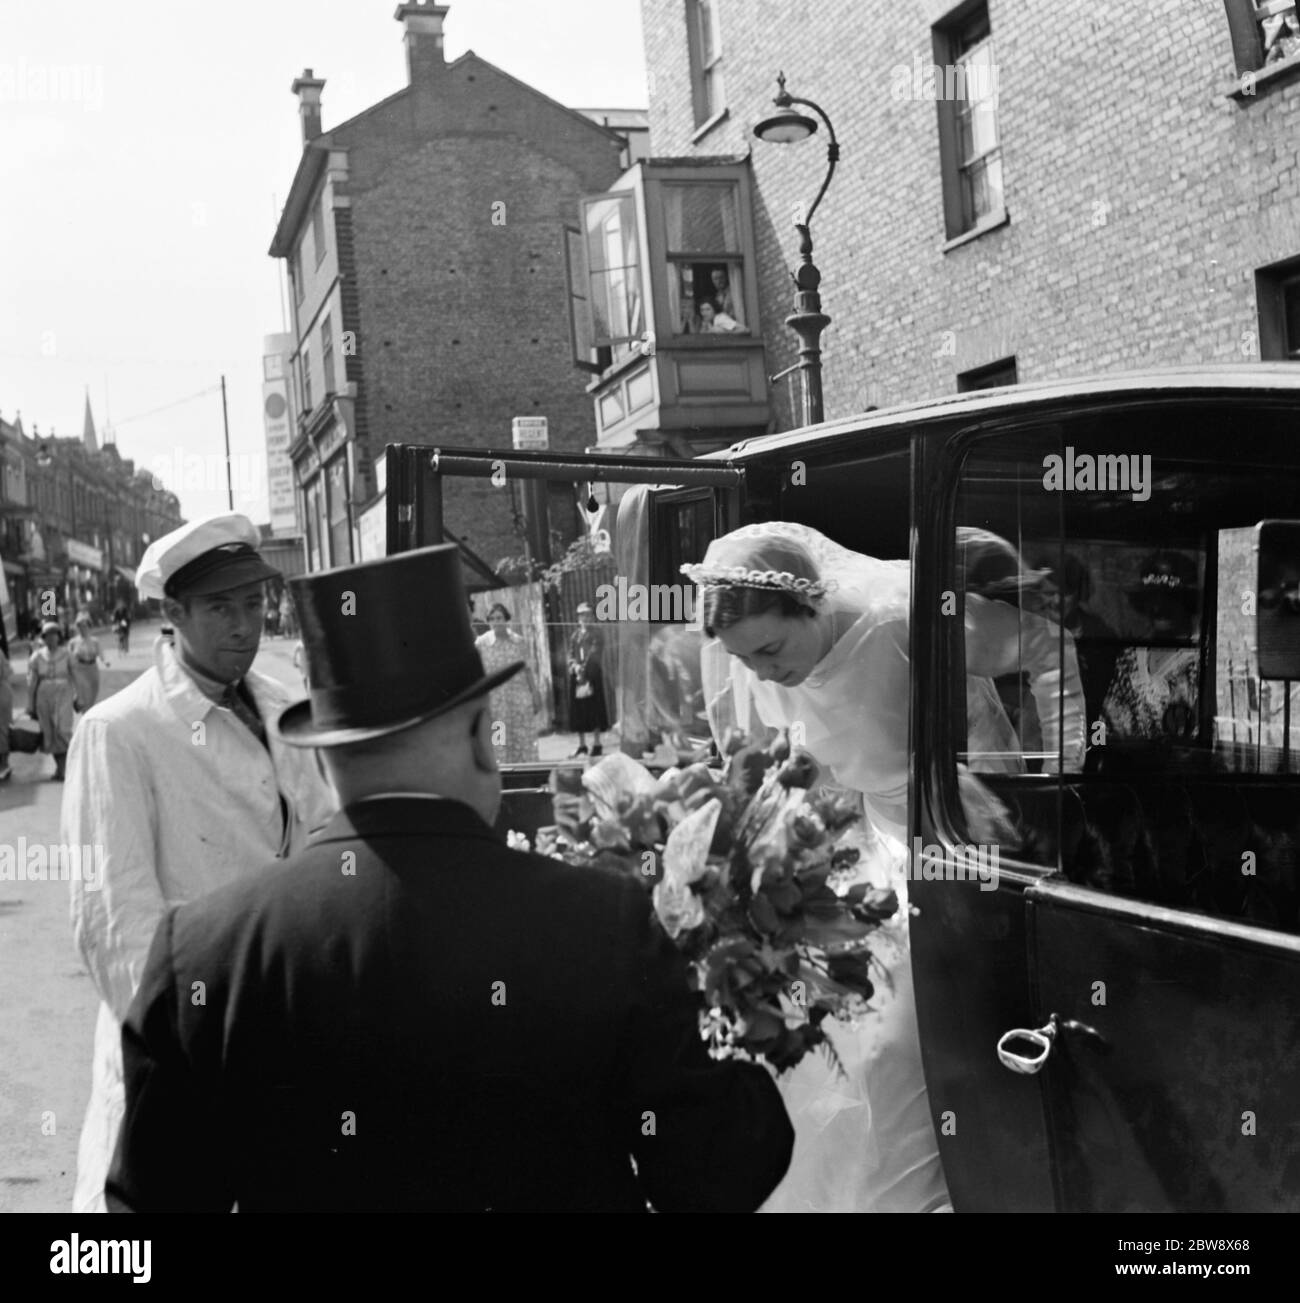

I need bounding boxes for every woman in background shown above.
[27,621,76,780]
[475,602,543,764]
[69,613,110,715]
[567,602,610,756]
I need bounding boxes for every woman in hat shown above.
[474,602,543,764]
[1102,550,1201,741]
[69,613,110,715]
[567,602,609,756]
[27,621,76,779]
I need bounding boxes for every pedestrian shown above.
[62,512,337,1213]
[69,613,110,716]
[104,543,793,1212]
[278,588,297,640]
[474,602,543,763]
[27,621,75,780]
[112,601,131,654]
[0,640,13,782]
[264,586,282,638]
[567,602,609,756]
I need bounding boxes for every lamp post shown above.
[753,72,840,428]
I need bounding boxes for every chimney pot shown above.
[395,2,451,84]
[291,68,327,144]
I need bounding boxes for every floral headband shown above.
[679,562,834,604]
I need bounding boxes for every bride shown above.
[682,522,1084,1213]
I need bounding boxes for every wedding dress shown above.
[689,521,1085,1213]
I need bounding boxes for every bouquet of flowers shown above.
[533,731,899,1075]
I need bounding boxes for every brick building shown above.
[0,403,183,630]
[269,1,632,576]
[590,0,1300,440]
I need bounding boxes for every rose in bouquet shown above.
[534,731,898,1075]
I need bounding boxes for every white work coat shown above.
[62,641,336,1212]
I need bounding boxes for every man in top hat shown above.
[62,512,336,1213]
[104,544,793,1213]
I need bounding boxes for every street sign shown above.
[511,416,549,450]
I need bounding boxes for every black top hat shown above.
[273,544,524,749]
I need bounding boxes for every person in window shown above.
[567,602,609,756]
[684,523,1084,1213]
[697,301,741,334]
[709,267,742,327]
[1101,551,1200,743]
[475,603,543,764]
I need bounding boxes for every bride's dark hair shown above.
[702,587,815,637]
[699,535,823,636]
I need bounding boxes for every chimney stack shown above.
[395,2,450,84]
[291,68,326,144]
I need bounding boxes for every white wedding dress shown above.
[692,522,1084,1213]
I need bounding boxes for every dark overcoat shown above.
[107,795,793,1212]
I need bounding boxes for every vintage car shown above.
[384,364,1300,1212]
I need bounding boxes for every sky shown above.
[0,0,648,523]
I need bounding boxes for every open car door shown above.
[913,396,1300,1212]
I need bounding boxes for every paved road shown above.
[0,621,305,1214]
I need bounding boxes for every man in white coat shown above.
[62,513,336,1212]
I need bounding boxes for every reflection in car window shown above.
[953,411,1300,934]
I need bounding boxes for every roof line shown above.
[705,364,1300,459]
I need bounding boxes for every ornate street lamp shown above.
[754,72,840,427]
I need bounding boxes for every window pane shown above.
[698,0,716,65]
[703,62,723,118]
[968,99,999,158]
[327,456,350,566]
[951,430,1083,866]
[662,184,740,253]
[564,226,597,367]
[961,43,997,105]
[982,152,1004,214]
[949,410,1300,930]
[1284,278,1300,354]
[583,195,643,345]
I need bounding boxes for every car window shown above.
[951,403,1300,934]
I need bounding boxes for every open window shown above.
[580,192,645,361]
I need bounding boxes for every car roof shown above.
[703,364,1300,461]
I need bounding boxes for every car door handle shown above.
[997,1013,1108,1074]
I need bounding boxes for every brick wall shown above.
[642,0,1300,431]
[332,53,624,567]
